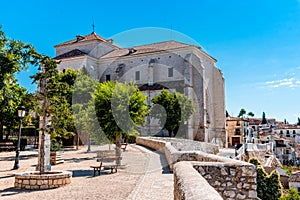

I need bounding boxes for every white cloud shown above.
[264,77,300,89]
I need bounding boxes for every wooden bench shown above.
[90,150,122,176]
[0,142,15,152]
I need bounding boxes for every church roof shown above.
[289,171,300,182]
[53,49,87,59]
[100,40,199,59]
[138,83,169,91]
[54,32,107,47]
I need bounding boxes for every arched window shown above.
[286,130,290,138]
[293,130,296,137]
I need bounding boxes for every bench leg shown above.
[92,167,101,176]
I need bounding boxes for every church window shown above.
[286,130,290,137]
[106,74,111,81]
[168,67,173,77]
[135,71,140,81]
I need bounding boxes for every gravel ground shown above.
[0,144,173,200]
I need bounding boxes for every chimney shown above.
[76,35,84,41]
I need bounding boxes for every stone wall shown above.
[174,161,223,200]
[192,162,257,199]
[136,137,258,199]
[137,137,234,171]
[14,171,71,190]
[150,137,219,154]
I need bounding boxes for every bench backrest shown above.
[96,150,116,158]
[96,150,122,160]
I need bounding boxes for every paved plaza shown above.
[0,144,173,200]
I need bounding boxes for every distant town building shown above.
[226,117,249,147]
[289,171,300,193]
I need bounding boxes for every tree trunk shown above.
[0,123,3,141]
[5,128,10,141]
[168,129,173,137]
[115,133,122,166]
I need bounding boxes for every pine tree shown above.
[262,112,267,124]
[249,157,282,200]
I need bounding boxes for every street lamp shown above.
[13,105,26,170]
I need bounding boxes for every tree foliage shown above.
[71,72,102,143]
[31,60,80,141]
[262,112,267,124]
[249,157,282,200]
[297,117,300,126]
[247,112,255,117]
[151,89,194,137]
[238,108,246,118]
[93,81,148,142]
[0,26,40,141]
[280,188,300,200]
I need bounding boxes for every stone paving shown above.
[0,144,173,200]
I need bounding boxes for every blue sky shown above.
[1,0,300,123]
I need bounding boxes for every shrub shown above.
[125,135,136,144]
[50,140,63,151]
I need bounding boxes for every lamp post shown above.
[13,105,26,170]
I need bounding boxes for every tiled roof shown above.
[54,32,107,47]
[100,41,201,59]
[138,83,169,91]
[289,171,300,182]
[54,49,87,60]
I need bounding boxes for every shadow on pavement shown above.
[64,157,93,163]
[0,153,37,161]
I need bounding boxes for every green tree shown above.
[72,71,100,148]
[238,108,247,118]
[0,27,40,141]
[262,112,267,124]
[226,110,229,118]
[31,59,79,141]
[93,81,148,149]
[297,117,300,126]
[266,170,282,200]
[151,89,194,137]
[247,112,255,118]
[249,157,282,200]
[280,188,300,200]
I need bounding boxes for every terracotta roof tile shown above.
[54,49,87,60]
[289,171,300,182]
[55,32,107,47]
[100,41,200,59]
[138,83,169,91]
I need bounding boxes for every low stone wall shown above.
[149,137,219,154]
[136,137,167,152]
[174,162,223,200]
[136,137,258,199]
[14,170,71,190]
[192,162,257,199]
[136,137,241,171]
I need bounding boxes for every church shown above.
[53,31,226,147]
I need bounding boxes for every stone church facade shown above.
[54,32,226,147]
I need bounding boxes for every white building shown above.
[54,32,226,146]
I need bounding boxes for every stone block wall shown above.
[150,137,219,154]
[136,137,258,199]
[192,162,257,199]
[136,137,238,171]
[14,171,71,190]
[174,162,223,200]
